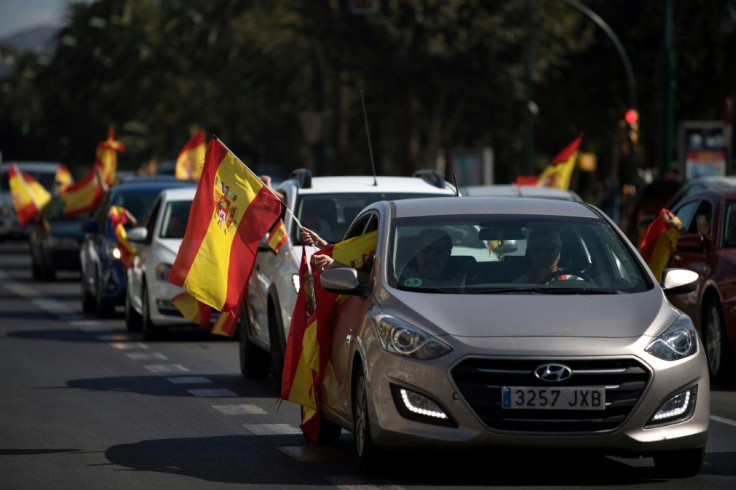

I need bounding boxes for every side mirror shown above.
[675,234,705,253]
[661,268,698,296]
[81,218,99,233]
[320,267,367,296]
[126,227,148,244]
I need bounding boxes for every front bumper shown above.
[363,335,709,455]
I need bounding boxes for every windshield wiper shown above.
[398,286,463,294]
[533,287,623,294]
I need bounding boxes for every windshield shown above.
[160,200,191,239]
[292,193,446,244]
[388,214,651,294]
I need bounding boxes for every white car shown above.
[239,168,458,387]
[125,187,195,339]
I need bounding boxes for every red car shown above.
[668,187,736,379]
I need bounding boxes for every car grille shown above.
[451,358,651,433]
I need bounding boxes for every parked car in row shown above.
[125,186,196,339]
[668,187,736,379]
[29,200,86,281]
[79,177,196,317]
[313,196,707,476]
[239,168,458,386]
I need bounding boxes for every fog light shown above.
[646,386,697,427]
[390,384,457,427]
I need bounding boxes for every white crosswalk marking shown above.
[144,364,189,373]
[243,423,302,435]
[167,376,212,384]
[324,475,404,489]
[71,321,103,328]
[212,404,266,415]
[109,342,149,350]
[126,352,168,361]
[187,388,238,397]
[711,415,736,428]
[94,333,130,341]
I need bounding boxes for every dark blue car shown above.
[79,178,196,317]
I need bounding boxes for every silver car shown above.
[316,196,708,477]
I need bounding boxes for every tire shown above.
[95,267,114,318]
[125,288,143,332]
[353,366,380,471]
[81,274,96,314]
[238,303,268,378]
[267,300,286,393]
[141,282,161,340]
[653,448,704,478]
[702,298,730,379]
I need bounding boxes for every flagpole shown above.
[214,138,306,232]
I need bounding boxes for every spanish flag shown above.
[96,126,125,186]
[171,292,212,328]
[109,205,136,268]
[267,219,289,253]
[7,164,51,225]
[55,165,72,191]
[281,231,377,442]
[168,138,283,337]
[639,208,682,282]
[175,129,206,181]
[59,164,104,217]
[537,133,583,190]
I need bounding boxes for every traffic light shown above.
[624,108,639,144]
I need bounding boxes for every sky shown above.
[0,0,73,38]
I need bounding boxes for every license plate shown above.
[501,386,605,410]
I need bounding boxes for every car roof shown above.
[286,175,456,195]
[460,184,582,201]
[1,161,63,173]
[159,186,197,201]
[388,196,597,219]
[111,179,196,194]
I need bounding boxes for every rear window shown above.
[292,192,446,244]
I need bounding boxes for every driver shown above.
[514,228,572,284]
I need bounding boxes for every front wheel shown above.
[141,282,162,340]
[267,301,285,394]
[353,367,380,471]
[238,303,268,378]
[703,298,730,379]
[653,448,704,478]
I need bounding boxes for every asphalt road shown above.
[1,240,735,489]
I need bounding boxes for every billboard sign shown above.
[679,121,727,179]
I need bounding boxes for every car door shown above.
[128,197,161,312]
[321,212,378,423]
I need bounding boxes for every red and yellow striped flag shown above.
[281,231,377,442]
[175,129,206,181]
[96,126,125,186]
[55,165,72,191]
[537,133,583,190]
[639,208,682,282]
[8,164,51,225]
[171,292,212,327]
[168,138,283,337]
[267,219,289,253]
[59,164,104,217]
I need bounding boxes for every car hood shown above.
[384,287,674,339]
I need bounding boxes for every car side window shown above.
[344,213,372,240]
[673,201,699,232]
[690,201,712,237]
[144,199,161,244]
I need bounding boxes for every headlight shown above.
[645,315,698,361]
[107,245,121,260]
[155,263,172,281]
[373,314,451,360]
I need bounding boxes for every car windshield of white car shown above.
[293,193,447,245]
[389,215,652,294]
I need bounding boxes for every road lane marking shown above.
[126,352,168,361]
[94,333,130,341]
[109,342,149,350]
[167,376,212,384]
[324,475,403,489]
[711,415,736,427]
[243,424,302,435]
[144,364,189,373]
[187,389,238,397]
[212,404,266,415]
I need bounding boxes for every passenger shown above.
[398,228,465,286]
